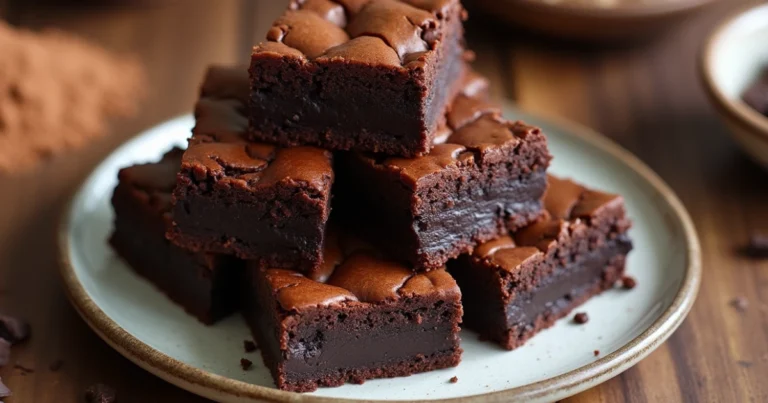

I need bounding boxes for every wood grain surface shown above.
[0,0,766,401]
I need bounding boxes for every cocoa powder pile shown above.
[0,20,144,172]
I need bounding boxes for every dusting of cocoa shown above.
[0,21,144,173]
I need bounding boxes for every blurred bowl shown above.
[700,3,768,170]
[467,0,716,43]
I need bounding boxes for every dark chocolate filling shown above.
[506,236,633,329]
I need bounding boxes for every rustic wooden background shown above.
[0,0,766,401]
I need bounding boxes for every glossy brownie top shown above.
[472,176,630,273]
[358,71,551,187]
[117,147,183,215]
[183,66,333,192]
[259,228,460,311]
[253,0,464,68]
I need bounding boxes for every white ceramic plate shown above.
[59,104,701,403]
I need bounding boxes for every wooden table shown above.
[1,0,766,401]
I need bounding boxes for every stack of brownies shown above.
[109,0,633,393]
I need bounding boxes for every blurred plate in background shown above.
[466,0,717,43]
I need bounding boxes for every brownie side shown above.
[335,75,552,271]
[242,232,463,392]
[248,0,467,157]
[168,66,334,274]
[171,150,330,270]
[110,149,242,325]
[447,176,633,349]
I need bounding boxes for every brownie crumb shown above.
[449,376,458,384]
[573,312,589,324]
[240,358,253,371]
[746,234,768,258]
[49,359,64,372]
[621,276,637,290]
[0,315,30,344]
[243,340,257,353]
[84,383,116,403]
[731,297,749,312]
[594,350,600,357]
[0,377,10,398]
[0,339,9,367]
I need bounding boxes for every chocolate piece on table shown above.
[335,71,551,271]
[746,233,768,258]
[249,0,468,157]
[0,315,30,345]
[84,384,116,403]
[110,148,243,325]
[743,69,768,117]
[242,228,463,392]
[448,176,633,350]
[168,66,334,275]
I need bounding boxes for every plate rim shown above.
[474,0,716,20]
[57,105,702,403]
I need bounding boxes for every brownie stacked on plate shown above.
[109,0,632,393]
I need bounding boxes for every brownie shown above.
[242,228,463,392]
[168,66,334,275]
[249,0,468,157]
[335,71,551,271]
[743,68,768,117]
[110,148,243,325]
[447,176,633,350]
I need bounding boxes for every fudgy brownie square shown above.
[335,71,551,271]
[242,228,463,392]
[167,66,334,275]
[110,148,243,325]
[447,176,633,350]
[249,0,467,157]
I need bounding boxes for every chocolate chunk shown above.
[743,69,768,117]
[746,234,768,258]
[0,315,30,344]
[593,350,600,357]
[0,339,9,367]
[243,340,257,353]
[240,358,253,371]
[0,377,10,398]
[731,297,749,312]
[49,359,64,372]
[449,376,458,383]
[621,276,637,290]
[573,312,589,324]
[84,384,116,403]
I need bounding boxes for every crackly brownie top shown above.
[253,0,464,69]
[472,176,628,272]
[358,71,550,187]
[260,229,460,312]
[117,148,183,214]
[182,66,333,192]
